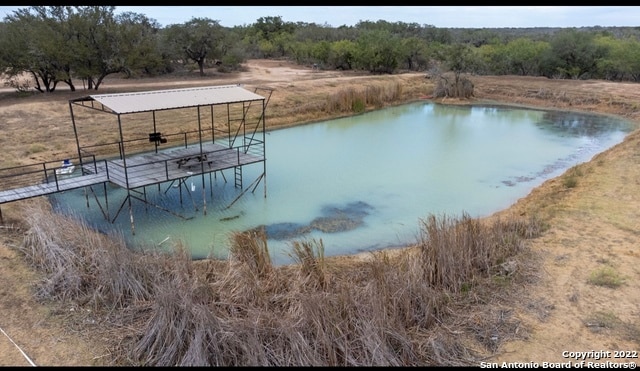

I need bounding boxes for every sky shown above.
[0,6,639,29]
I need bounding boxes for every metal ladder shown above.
[234,166,242,189]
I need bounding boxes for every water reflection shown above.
[537,111,630,137]
[49,102,634,265]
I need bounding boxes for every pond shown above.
[49,102,634,265]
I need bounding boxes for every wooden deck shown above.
[0,142,265,204]
[98,142,264,189]
[0,172,108,203]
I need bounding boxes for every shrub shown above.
[588,266,624,288]
[563,166,583,188]
[351,98,366,113]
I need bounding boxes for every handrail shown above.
[0,130,265,194]
[79,128,217,158]
[0,155,97,193]
[104,142,265,180]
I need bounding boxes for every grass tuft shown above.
[562,166,583,189]
[587,266,624,288]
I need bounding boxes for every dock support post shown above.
[127,191,135,235]
[201,173,207,216]
[103,182,109,221]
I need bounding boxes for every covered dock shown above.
[0,84,273,233]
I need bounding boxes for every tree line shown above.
[1,6,639,93]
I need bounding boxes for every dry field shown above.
[1,59,639,365]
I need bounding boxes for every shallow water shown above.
[50,102,633,265]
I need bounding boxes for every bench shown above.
[176,154,211,168]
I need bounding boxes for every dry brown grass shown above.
[16,198,542,366]
[417,212,543,294]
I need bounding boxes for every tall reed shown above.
[19,201,542,366]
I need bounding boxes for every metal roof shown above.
[88,84,265,114]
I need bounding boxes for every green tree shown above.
[253,15,295,41]
[475,43,508,75]
[354,30,400,74]
[502,37,549,76]
[0,6,73,92]
[293,22,344,43]
[611,37,640,81]
[398,37,430,71]
[421,25,453,44]
[328,39,357,70]
[289,40,315,65]
[66,6,162,90]
[271,32,295,58]
[439,43,475,81]
[595,35,640,81]
[113,11,166,78]
[540,29,606,79]
[0,6,158,92]
[216,27,247,72]
[163,17,224,76]
[243,16,296,58]
[433,43,476,98]
[310,40,331,66]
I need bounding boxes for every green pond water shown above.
[49,102,634,265]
